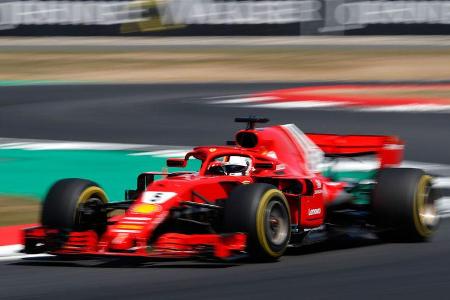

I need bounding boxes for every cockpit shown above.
[205,155,252,176]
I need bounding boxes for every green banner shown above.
[0,149,169,201]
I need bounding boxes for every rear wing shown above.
[306,133,404,167]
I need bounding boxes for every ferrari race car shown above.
[24,118,441,261]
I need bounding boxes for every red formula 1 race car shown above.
[24,118,441,261]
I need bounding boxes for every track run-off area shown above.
[0,83,449,300]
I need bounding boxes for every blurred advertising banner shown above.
[0,0,449,35]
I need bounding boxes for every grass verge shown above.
[0,196,39,226]
[1,48,450,82]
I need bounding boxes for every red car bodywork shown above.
[24,123,403,260]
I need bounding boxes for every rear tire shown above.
[41,178,108,232]
[223,183,291,261]
[372,168,440,242]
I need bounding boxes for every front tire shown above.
[372,168,440,242]
[223,183,291,261]
[41,178,108,232]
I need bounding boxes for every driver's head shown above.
[224,156,251,176]
[206,156,251,176]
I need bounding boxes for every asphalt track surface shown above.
[1,83,449,163]
[0,83,449,300]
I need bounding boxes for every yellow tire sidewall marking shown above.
[413,175,432,237]
[256,189,290,258]
[74,186,108,223]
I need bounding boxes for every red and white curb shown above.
[209,84,450,112]
[0,224,51,261]
[212,96,450,112]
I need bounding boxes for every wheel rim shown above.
[418,182,440,229]
[264,200,289,246]
[77,197,106,229]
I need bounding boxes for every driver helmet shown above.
[224,156,252,176]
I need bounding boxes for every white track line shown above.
[1,137,449,176]
[0,244,51,261]
[212,96,279,104]
[434,178,450,188]
[402,160,450,171]
[0,244,22,256]
[129,149,190,157]
[437,197,450,218]
[320,160,450,174]
[0,254,51,262]
[209,97,450,113]
[248,101,348,109]
[0,140,147,151]
[206,94,252,100]
[0,138,191,152]
[0,138,193,157]
[1,138,449,175]
[359,104,450,112]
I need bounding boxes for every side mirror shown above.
[254,161,276,170]
[167,158,187,168]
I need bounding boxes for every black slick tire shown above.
[41,178,108,231]
[372,168,440,242]
[224,183,291,261]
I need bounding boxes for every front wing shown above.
[23,226,247,260]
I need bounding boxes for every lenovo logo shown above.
[308,208,322,216]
